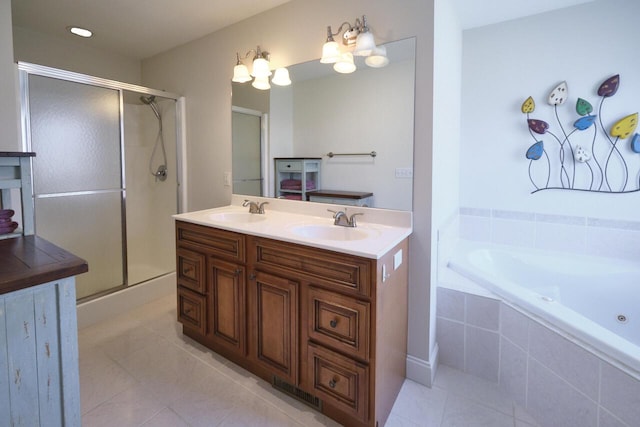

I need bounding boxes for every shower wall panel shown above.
[124,98,177,286]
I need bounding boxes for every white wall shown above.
[13,26,141,84]
[141,0,437,384]
[461,0,640,221]
[0,0,20,151]
[289,57,414,210]
[432,0,463,361]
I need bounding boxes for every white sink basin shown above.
[207,212,267,223]
[289,224,379,241]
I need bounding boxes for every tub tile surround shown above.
[456,207,640,261]
[435,207,640,426]
[435,287,639,427]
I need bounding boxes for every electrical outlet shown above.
[394,249,403,270]
[395,167,413,178]
[223,171,232,187]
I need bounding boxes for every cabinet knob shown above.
[329,319,338,328]
[329,377,339,389]
[249,272,256,281]
[234,268,242,276]
[183,266,193,275]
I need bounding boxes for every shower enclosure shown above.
[18,63,184,301]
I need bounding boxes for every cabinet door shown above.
[209,258,246,357]
[249,270,298,384]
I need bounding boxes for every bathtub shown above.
[447,240,640,376]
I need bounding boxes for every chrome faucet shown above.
[328,209,363,227]
[243,199,269,214]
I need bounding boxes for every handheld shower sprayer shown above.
[140,95,168,182]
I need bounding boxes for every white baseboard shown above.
[406,343,439,387]
[76,273,175,329]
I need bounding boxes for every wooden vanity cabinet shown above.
[175,220,408,427]
[176,221,247,359]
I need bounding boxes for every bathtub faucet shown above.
[327,209,362,227]
[243,199,268,214]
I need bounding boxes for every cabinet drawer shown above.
[250,237,371,297]
[308,287,370,361]
[307,343,369,422]
[178,287,206,335]
[277,160,302,172]
[176,221,245,263]
[177,248,205,293]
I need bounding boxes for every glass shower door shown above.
[28,74,125,300]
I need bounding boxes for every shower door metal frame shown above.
[18,62,185,301]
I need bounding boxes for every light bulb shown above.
[354,31,375,56]
[252,57,272,78]
[333,52,356,74]
[272,68,291,86]
[321,41,341,64]
[365,45,389,68]
[232,64,252,83]
[252,76,271,90]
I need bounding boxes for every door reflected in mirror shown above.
[232,37,415,211]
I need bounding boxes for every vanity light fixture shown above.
[320,15,388,74]
[232,46,291,90]
[67,26,93,38]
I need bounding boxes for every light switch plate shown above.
[223,171,232,187]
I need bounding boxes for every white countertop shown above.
[173,195,413,259]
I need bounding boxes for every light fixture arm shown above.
[235,46,270,64]
[325,15,368,45]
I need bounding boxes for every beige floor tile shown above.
[78,296,541,427]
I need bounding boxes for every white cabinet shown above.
[0,152,35,238]
[275,158,321,201]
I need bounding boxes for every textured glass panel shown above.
[124,95,177,285]
[35,192,123,299]
[29,75,122,194]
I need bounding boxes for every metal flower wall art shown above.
[522,74,640,194]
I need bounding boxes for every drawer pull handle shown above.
[184,308,193,314]
[183,267,193,275]
[329,377,338,389]
[329,319,338,328]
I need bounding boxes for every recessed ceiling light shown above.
[67,26,93,38]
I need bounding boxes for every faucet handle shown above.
[327,208,345,218]
[258,201,269,214]
[348,212,363,227]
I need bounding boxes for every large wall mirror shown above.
[232,37,415,211]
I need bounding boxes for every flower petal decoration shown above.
[526,141,544,160]
[597,74,620,97]
[528,119,549,134]
[521,96,535,114]
[574,115,597,130]
[631,133,640,153]
[574,145,592,163]
[576,98,593,116]
[547,81,568,105]
[610,113,638,139]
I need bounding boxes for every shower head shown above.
[140,95,156,105]
[140,95,161,120]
